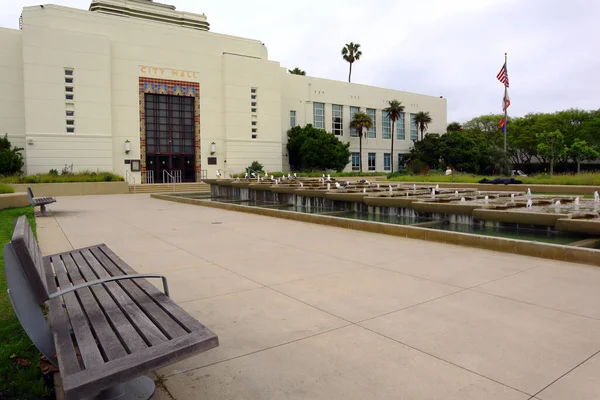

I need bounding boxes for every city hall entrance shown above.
[144,93,196,183]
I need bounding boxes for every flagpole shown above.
[504,52,508,156]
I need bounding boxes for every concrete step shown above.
[129,182,209,194]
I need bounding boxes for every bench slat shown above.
[81,249,170,346]
[71,251,149,354]
[53,256,105,369]
[63,330,219,398]
[100,245,206,332]
[60,253,129,361]
[90,247,189,339]
[43,257,82,377]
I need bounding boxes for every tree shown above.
[446,122,462,132]
[568,139,599,173]
[286,125,350,172]
[341,42,362,83]
[349,111,373,172]
[536,130,567,176]
[439,131,483,173]
[383,100,404,172]
[0,134,24,176]
[288,67,306,76]
[413,111,432,141]
[404,134,442,171]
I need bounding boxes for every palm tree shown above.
[383,100,405,172]
[288,67,306,76]
[349,111,373,172]
[447,122,462,132]
[414,111,433,141]
[341,42,362,83]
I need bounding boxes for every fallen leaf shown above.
[9,354,16,359]
[39,356,59,375]
[15,358,31,367]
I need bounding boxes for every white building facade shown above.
[0,0,447,183]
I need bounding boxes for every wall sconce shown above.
[125,139,131,154]
[210,142,216,155]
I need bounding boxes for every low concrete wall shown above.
[380,181,600,194]
[153,193,600,267]
[0,193,29,210]
[11,182,128,197]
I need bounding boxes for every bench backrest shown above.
[4,216,56,364]
[10,216,49,302]
[27,187,34,205]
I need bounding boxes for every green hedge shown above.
[0,172,124,184]
[0,184,15,194]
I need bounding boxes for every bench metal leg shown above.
[40,204,47,216]
[95,376,155,400]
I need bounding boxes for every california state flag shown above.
[502,89,511,111]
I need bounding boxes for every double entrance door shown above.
[144,93,196,183]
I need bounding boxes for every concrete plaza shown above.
[38,194,600,399]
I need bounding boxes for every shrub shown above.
[407,159,429,175]
[61,164,74,176]
[246,161,264,177]
[0,135,24,176]
[0,184,14,194]
[287,124,351,172]
[48,169,58,176]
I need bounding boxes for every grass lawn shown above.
[387,172,600,186]
[0,207,53,399]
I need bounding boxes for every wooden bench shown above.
[4,216,219,400]
[27,187,56,216]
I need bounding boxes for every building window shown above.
[66,110,74,117]
[384,153,391,171]
[410,113,418,141]
[252,134,257,139]
[65,77,73,84]
[251,102,257,107]
[313,102,325,129]
[398,153,406,168]
[252,128,257,133]
[251,108,257,113]
[251,88,257,94]
[368,152,376,171]
[397,113,405,140]
[67,127,75,133]
[64,68,73,76]
[65,87,73,93]
[332,104,343,135]
[66,94,74,100]
[349,106,360,137]
[66,119,74,126]
[290,110,296,128]
[382,111,391,139]
[251,94,257,100]
[351,152,360,171]
[252,121,257,126]
[367,108,376,138]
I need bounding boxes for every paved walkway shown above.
[37,194,600,399]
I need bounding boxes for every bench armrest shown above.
[48,274,170,299]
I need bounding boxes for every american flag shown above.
[496,63,509,87]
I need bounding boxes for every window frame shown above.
[332,104,343,136]
[367,152,376,171]
[351,152,360,171]
[410,113,418,141]
[382,111,391,139]
[349,106,360,137]
[313,102,325,129]
[290,110,296,129]
[384,153,391,171]
[397,113,406,140]
[366,108,376,138]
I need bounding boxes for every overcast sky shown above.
[1,0,599,122]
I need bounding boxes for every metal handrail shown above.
[48,274,170,298]
[146,170,154,184]
[200,169,207,179]
[125,170,136,194]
